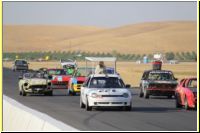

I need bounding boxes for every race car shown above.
[80,74,132,111]
[68,67,87,96]
[175,77,197,110]
[18,70,52,96]
[47,68,71,89]
[80,57,132,111]
[139,70,178,99]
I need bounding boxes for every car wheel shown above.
[80,97,85,108]
[144,89,149,99]
[139,88,144,98]
[19,90,22,96]
[86,97,92,111]
[124,103,132,111]
[45,91,53,96]
[125,106,132,111]
[67,89,72,96]
[184,96,190,110]
[22,87,27,96]
[175,95,182,108]
[167,95,173,99]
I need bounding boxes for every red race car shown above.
[175,77,197,110]
[47,68,71,89]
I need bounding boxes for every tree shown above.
[165,52,175,60]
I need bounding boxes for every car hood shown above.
[52,75,71,81]
[76,76,86,82]
[88,88,131,95]
[27,78,47,85]
[189,88,197,93]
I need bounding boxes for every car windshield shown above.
[89,77,125,88]
[48,69,66,75]
[77,67,114,76]
[24,72,44,79]
[187,79,197,88]
[15,60,27,65]
[148,72,174,80]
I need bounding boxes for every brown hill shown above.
[3,21,197,54]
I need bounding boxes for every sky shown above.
[3,1,197,28]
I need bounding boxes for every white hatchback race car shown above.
[80,74,132,111]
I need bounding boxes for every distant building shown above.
[143,56,149,64]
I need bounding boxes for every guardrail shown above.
[3,95,78,131]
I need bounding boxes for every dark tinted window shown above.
[15,60,27,65]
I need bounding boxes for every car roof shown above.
[89,74,120,78]
[15,59,27,61]
[85,57,117,62]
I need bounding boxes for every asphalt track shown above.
[3,68,197,131]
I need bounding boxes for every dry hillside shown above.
[3,21,197,54]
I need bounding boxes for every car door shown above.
[178,79,187,105]
[81,77,91,103]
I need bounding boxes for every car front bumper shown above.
[88,97,132,107]
[146,88,175,96]
[25,87,52,93]
[51,84,68,89]
[16,66,28,70]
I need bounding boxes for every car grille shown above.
[102,95,123,97]
[30,85,47,89]
[94,102,126,105]
[77,81,84,84]
[53,81,68,85]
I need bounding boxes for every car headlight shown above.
[24,83,28,86]
[91,93,98,98]
[123,93,129,98]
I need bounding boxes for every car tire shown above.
[19,90,22,96]
[175,95,182,108]
[68,89,72,96]
[86,97,92,111]
[184,96,190,110]
[22,87,27,96]
[139,88,144,98]
[144,89,149,99]
[167,95,173,99]
[124,103,132,111]
[80,97,85,108]
[45,91,53,96]
[125,106,132,111]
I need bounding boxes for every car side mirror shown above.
[125,84,131,88]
